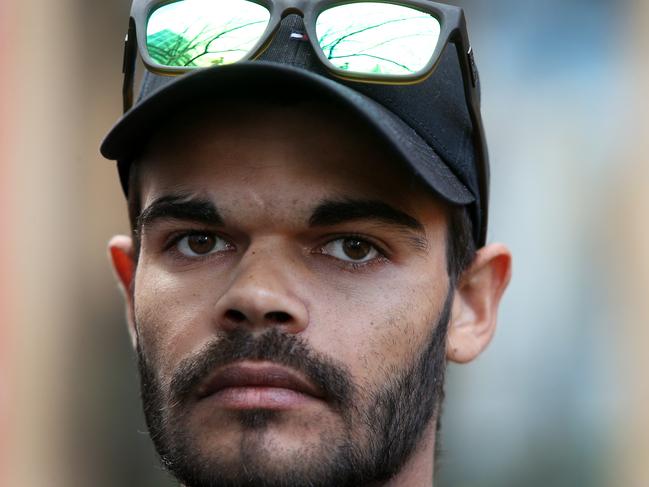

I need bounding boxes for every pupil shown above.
[188,234,215,254]
[343,238,370,260]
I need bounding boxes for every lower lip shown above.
[206,387,319,410]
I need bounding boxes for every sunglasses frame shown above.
[122,0,489,246]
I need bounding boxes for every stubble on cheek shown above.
[355,287,444,383]
[133,268,212,378]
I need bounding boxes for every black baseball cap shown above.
[101,14,486,244]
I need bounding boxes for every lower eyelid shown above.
[168,245,234,263]
[331,254,389,272]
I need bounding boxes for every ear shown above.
[446,243,512,364]
[108,235,138,350]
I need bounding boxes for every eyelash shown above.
[314,233,390,269]
[163,230,232,260]
[161,230,390,268]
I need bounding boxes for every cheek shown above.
[133,264,222,373]
[303,262,448,387]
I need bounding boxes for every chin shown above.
[163,411,358,487]
[191,406,346,455]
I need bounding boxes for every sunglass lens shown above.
[146,0,271,68]
[316,2,441,76]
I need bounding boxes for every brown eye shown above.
[177,233,228,257]
[322,237,379,263]
[187,234,215,254]
[342,238,372,260]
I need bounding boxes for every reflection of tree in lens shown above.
[148,29,198,67]
[147,20,267,68]
[319,18,421,74]
[146,0,271,68]
[316,4,440,76]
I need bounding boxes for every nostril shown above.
[265,311,292,324]
[225,309,246,323]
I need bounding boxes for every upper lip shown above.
[196,362,325,400]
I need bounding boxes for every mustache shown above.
[167,328,354,410]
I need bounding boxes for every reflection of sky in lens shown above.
[146,0,270,67]
[316,3,440,76]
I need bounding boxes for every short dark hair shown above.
[445,204,476,283]
[125,161,476,283]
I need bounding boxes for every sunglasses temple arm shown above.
[452,17,490,247]
[122,19,137,113]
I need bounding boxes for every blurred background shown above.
[1,0,648,486]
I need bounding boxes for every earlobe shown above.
[108,235,138,349]
[446,243,512,364]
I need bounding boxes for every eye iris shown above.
[187,234,215,254]
[343,238,371,260]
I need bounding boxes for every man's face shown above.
[130,100,454,487]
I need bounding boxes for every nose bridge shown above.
[214,237,308,333]
[236,239,293,290]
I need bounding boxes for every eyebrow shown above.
[309,199,428,249]
[137,193,224,234]
[137,195,427,249]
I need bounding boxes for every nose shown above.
[213,244,309,335]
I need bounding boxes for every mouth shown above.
[196,362,326,410]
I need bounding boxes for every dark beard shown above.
[137,291,452,487]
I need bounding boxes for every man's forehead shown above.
[135,150,444,238]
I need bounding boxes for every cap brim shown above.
[101,61,474,204]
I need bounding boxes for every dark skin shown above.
[108,100,511,486]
